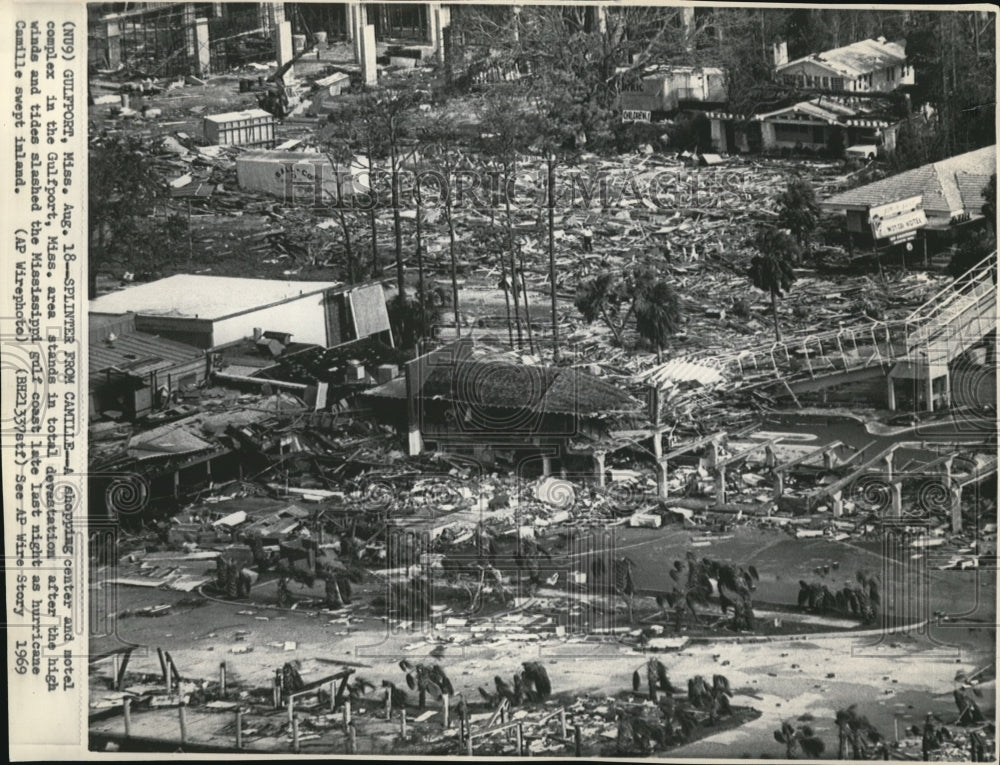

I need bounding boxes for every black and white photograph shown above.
[13,1,1000,759]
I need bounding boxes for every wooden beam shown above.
[661,431,726,462]
[810,443,901,501]
[775,441,844,474]
[716,437,780,470]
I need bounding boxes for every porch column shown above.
[706,439,720,469]
[714,466,727,505]
[764,445,776,469]
[193,18,211,76]
[773,471,785,500]
[942,456,954,485]
[652,430,663,461]
[886,374,896,411]
[831,489,843,518]
[882,452,894,483]
[823,449,836,470]
[656,460,669,499]
[926,370,935,412]
[361,23,378,85]
[103,19,122,69]
[950,484,963,533]
[889,480,902,519]
[274,20,294,77]
[593,452,606,488]
[541,454,553,477]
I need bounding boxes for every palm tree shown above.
[634,279,683,363]
[776,177,821,249]
[748,227,799,341]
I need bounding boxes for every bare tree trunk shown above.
[509,247,524,348]
[504,168,523,349]
[446,199,461,338]
[517,245,537,355]
[415,178,425,336]
[391,148,405,300]
[333,171,355,281]
[547,155,560,363]
[771,291,782,342]
[499,249,514,348]
[369,207,379,279]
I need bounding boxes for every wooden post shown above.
[235,708,243,749]
[347,721,357,753]
[273,670,281,709]
[559,708,567,739]
[442,693,450,728]
[460,704,468,743]
[219,662,227,697]
[288,696,294,726]
[178,702,188,744]
[467,727,474,756]
[574,723,582,756]
[516,722,524,755]
[117,648,133,690]
[157,647,168,682]
[385,687,392,720]
[330,681,337,713]
[292,714,300,753]
[343,699,352,728]
[123,698,132,737]
[399,709,407,738]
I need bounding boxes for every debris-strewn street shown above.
[86,3,996,760]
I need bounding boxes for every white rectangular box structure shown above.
[236,150,370,201]
[203,108,277,147]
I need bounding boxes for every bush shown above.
[731,296,752,320]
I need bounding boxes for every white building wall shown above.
[210,292,331,348]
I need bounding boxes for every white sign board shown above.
[622,110,652,123]
[872,208,927,240]
[869,195,923,221]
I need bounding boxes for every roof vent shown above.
[876,36,886,44]
[105,332,118,346]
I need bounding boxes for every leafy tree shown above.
[983,174,997,235]
[387,287,449,351]
[88,134,189,297]
[948,229,996,278]
[775,178,821,250]
[774,720,826,759]
[634,280,683,362]
[575,266,683,359]
[834,706,884,759]
[748,228,799,341]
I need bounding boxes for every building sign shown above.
[622,110,651,123]
[869,195,922,221]
[871,209,927,240]
[889,230,919,245]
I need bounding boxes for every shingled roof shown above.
[821,145,996,218]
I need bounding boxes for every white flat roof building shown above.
[90,275,391,350]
